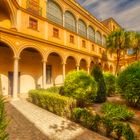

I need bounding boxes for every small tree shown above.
[131,32,140,60]
[63,70,97,106]
[117,61,140,107]
[104,72,116,96]
[91,64,106,103]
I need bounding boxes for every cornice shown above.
[0,27,100,58]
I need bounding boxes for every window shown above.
[70,35,74,44]
[46,65,52,84]
[113,25,116,31]
[91,44,94,51]
[102,35,106,47]
[99,48,102,53]
[47,0,63,25]
[65,11,76,32]
[29,17,38,30]
[26,0,42,16]
[53,28,59,38]
[82,40,86,48]
[78,19,87,37]
[95,31,102,45]
[88,26,95,41]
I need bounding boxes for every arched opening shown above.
[80,59,87,71]
[47,0,63,26]
[19,48,43,94]
[66,56,76,74]
[110,65,113,73]
[0,42,14,96]
[47,52,63,86]
[88,26,95,41]
[102,35,106,47]
[0,1,12,28]
[65,11,76,32]
[104,64,109,72]
[90,61,94,73]
[95,31,102,45]
[78,19,87,37]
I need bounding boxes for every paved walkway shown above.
[7,99,109,140]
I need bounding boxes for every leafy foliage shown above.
[130,32,140,60]
[106,29,133,75]
[91,64,106,103]
[0,96,9,140]
[72,108,101,131]
[63,70,97,106]
[45,86,62,94]
[113,122,135,140]
[0,75,2,95]
[28,89,77,118]
[101,102,134,121]
[117,61,140,107]
[104,72,116,96]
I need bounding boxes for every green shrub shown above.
[117,61,140,107]
[113,122,135,140]
[91,64,107,103]
[28,90,77,118]
[101,102,134,121]
[102,117,114,137]
[72,108,101,132]
[63,70,97,106]
[104,72,116,96]
[0,96,9,140]
[45,86,62,94]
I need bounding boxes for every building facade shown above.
[0,0,120,98]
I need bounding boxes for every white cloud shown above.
[77,0,140,31]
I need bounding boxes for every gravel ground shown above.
[6,103,49,140]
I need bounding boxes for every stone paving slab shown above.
[10,99,109,140]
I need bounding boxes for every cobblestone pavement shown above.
[6,98,109,140]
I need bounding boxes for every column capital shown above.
[62,62,66,65]
[13,56,20,60]
[42,59,47,63]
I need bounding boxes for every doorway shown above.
[8,72,20,96]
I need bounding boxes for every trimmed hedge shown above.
[0,75,2,95]
[117,61,140,107]
[45,86,62,94]
[28,90,77,118]
[0,96,9,140]
[103,72,116,96]
[101,102,134,121]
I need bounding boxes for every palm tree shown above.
[106,29,132,75]
[130,32,140,60]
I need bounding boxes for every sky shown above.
[76,0,140,31]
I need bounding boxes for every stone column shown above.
[13,57,19,99]
[87,66,90,74]
[77,65,80,71]
[62,63,66,82]
[42,60,47,89]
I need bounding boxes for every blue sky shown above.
[76,0,140,31]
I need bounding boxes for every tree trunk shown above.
[115,50,120,75]
[135,50,138,60]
